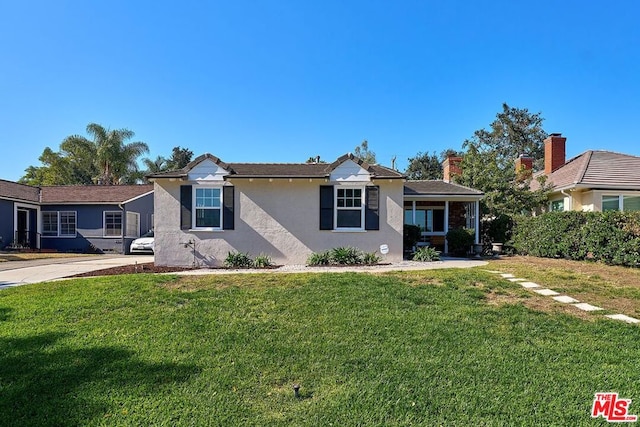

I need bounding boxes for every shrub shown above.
[412,246,440,262]
[362,252,381,265]
[486,214,513,244]
[329,246,364,265]
[307,247,381,266]
[403,224,422,252]
[511,211,640,267]
[224,251,254,268]
[307,251,331,266]
[446,228,475,256]
[253,253,274,268]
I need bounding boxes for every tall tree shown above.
[405,151,443,180]
[354,140,376,164]
[21,123,149,185]
[465,103,548,171]
[165,146,193,170]
[454,104,550,217]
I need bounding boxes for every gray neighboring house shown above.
[0,179,41,250]
[0,180,154,253]
[149,153,484,267]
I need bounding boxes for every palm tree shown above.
[61,123,149,185]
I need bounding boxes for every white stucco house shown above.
[530,134,640,213]
[149,153,483,267]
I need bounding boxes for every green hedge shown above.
[512,211,640,266]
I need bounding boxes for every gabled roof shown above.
[0,179,40,203]
[40,184,154,204]
[404,180,484,197]
[531,150,640,191]
[147,153,405,180]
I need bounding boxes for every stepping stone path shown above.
[484,270,639,325]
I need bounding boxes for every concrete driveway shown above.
[0,255,154,290]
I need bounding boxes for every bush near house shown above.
[306,247,381,266]
[403,224,422,253]
[446,228,475,257]
[512,211,640,267]
[224,251,275,269]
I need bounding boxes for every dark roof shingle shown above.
[148,152,404,179]
[40,184,153,204]
[404,180,484,196]
[0,179,40,202]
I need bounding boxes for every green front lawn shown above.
[1,270,639,426]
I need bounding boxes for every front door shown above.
[16,209,28,246]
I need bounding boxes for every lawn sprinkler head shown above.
[293,384,301,398]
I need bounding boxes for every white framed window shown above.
[603,195,640,212]
[42,212,58,236]
[42,211,76,237]
[193,187,222,230]
[104,211,123,237]
[551,199,565,212]
[403,202,445,233]
[465,202,477,230]
[126,212,140,238]
[335,186,364,230]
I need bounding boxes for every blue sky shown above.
[2,0,639,182]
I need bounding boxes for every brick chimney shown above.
[442,156,463,183]
[544,133,566,174]
[515,154,533,180]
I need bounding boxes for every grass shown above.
[490,256,640,318]
[1,267,640,425]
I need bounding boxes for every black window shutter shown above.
[223,186,235,230]
[365,186,380,230]
[180,185,192,230]
[319,185,334,230]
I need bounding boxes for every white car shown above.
[130,230,154,254]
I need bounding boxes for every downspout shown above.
[118,202,125,254]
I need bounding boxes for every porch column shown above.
[475,200,480,244]
[444,201,449,254]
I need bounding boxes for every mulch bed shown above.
[70,263,194,278]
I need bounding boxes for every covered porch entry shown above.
[403,181,484,254]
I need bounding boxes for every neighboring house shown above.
[149,153,484,267]
[0,180,153,253]
[530,134,640,213]
[39,185,154,253]
[0,179,41,250]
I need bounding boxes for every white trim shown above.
[103,211,123,238]
[14,202,41,249]
[121,190,154,205]
[334,184,365,231]
[42,210,77,238]
[192,185,223,231]
[125,211,141,238]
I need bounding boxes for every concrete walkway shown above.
[486,269,640,325]
[0,256,486,289]
[0,255,154,290]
